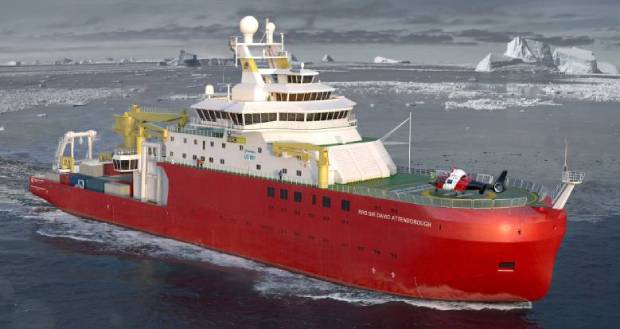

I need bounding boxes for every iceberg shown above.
[475,36,615,75]
[373,56,410,64]
[321,54,334,63]
[166,50,201,67]
[53,58,73,65]
[504,37,553,65]
[552,47,600,74]
[598,62,618,75]
[2,60,22,67]
[474,53,524,72]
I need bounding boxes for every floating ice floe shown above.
[445,98,561,111]
[374,56,410,64]
[0,126,4,132]
[0,87,141,113]
[36,113,47,118]
[540,78,620,102]
[321,54,334,63]
[330,78,620,108]
[167,94,204,101]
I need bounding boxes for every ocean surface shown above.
[0,63,618,329]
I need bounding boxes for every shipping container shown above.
[79,160,104,177]
[84,177,106,193]
[105,174,133,183]
[69,173,90,188]
[104,182,131,198]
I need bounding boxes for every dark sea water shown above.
[0,63,619,328]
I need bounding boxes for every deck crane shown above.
[112,104,188,172]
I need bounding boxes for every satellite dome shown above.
[240,16,259,35]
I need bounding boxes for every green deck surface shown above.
[332,172,540,205]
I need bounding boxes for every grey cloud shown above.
[535,36,594,46]
[456,29,525,43]
[286,29,454,44]
[551,13,578,19]
[473,18,500,25]
[403,15,443,25]
[47,24,235,41]
[43,16,104,29]
[83,16,103,26]
[454,29,594,46]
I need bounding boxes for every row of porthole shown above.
[262,206,399,260]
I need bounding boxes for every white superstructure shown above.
[164,16,397,187]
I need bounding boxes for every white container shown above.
[104,182,130,197]
[80,160,104,177]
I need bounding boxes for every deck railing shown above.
[158,160,538,209]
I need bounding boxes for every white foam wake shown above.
[30,210,532,311]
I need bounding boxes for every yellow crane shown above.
[113,104,188,154]
[271,142,329,188]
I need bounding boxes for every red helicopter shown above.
[431,168,508,194]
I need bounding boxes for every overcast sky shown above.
[1,0,618,65]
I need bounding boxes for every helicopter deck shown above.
[329,172,542,209]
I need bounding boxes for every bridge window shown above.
[256,164,261,170]
[294,191,302,203]
[221,143,226,149]
[296,170,302,176]
[169,151,174,156]
[239,145,244,151]
[209,157,213,163]
[271,91,331,102]
[267,187,275,198]
[170,136,175,142]
[202,140,205,150]
[230,113,241,125]
[280,189,288,200]
[220,159,225,164]
[182,153,187,159]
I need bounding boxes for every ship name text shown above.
[357,209,432,228]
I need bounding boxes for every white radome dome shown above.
[240,16,259,34]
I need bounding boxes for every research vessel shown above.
[29,16,584,302]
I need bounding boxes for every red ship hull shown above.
[29,163,567,302]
